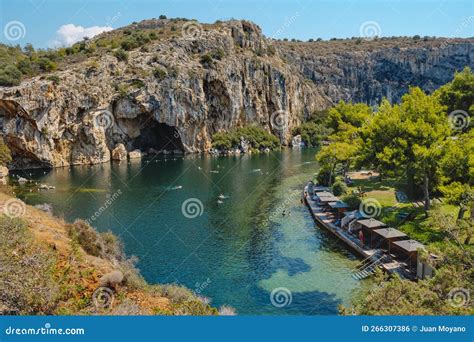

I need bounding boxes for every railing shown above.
[351,252,384,280]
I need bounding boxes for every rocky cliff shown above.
[0,19,472,169]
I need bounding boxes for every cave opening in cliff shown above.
[132,121,184,153]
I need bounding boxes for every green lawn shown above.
[348,177,460,245]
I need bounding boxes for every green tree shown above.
[439,182,473,221]
[327,101,373,132]
[434,67,473,118]
[360,89,450,214]
[317,141,357,186]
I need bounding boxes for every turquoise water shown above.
[19,148,370,314]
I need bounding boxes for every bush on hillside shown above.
[66,220,124,261]
[211,126,280,151]
[113,49,128,62]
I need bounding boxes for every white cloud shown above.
[49,24,113,48]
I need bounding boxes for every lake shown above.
[17,148,370,315]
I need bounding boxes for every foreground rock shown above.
[128,149,143,159]
[111,144,127,161]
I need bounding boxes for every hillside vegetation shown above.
[0,191,225,315]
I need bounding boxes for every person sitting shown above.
[358,230,365,246]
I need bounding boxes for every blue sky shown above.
[0,0,473,48]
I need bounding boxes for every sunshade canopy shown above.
[357,218,386,229]
[393,239,425,252]
[373,227,408,239]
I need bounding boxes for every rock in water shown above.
[34,203,53,215]
[240,137,250,153]
[292,135,302,148]
[128,149,143,159]
[112,144,127,161]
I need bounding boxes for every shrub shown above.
[66,220,123,261]
[0,64,22,86]
[200,53,213,67]
[114,49,128,62]
[66,220,103,257]
[159,15,167,19]
[157,284,195,303]
[211,48,224,60]
[211,126,280,151]
[0,137,12,166]
[341,193,361,210]
[37,57,57,72]
[267,45,276,56]
[332,180,348,196]
[219,305,237,315]
[153,67,166,80]
[291,121,332,147]
[47,75,60,85]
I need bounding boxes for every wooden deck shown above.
[303,184,414,280]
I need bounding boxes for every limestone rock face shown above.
[0,19,472,169]
[111,144,127,161]
[0,165,8,185]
